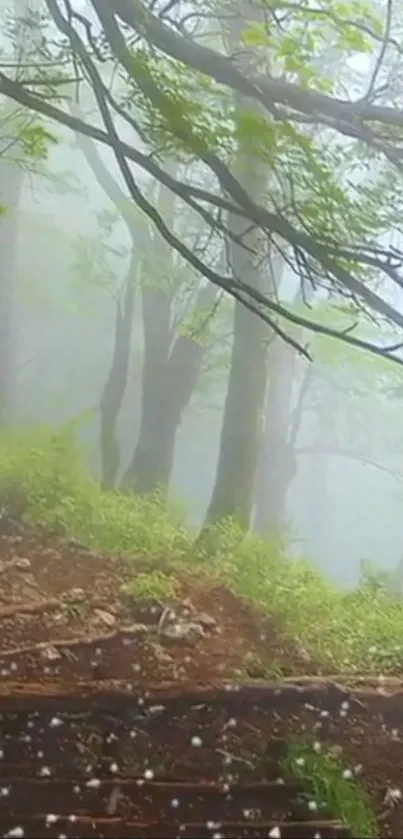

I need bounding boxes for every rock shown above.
[40,644,62,661]
[63,587,86,602]
[9,556,31,570]
[124,623,149,635]
[93,609,116,628]
[194,612,217,629]
[161,621,205,643]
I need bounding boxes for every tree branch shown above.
[297,444,403,486]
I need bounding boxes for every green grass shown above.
[284,741,378,838]
[122,570,178,602]
[2,424,403,674]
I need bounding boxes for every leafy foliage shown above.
[285,742,377,838]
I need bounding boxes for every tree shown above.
[203,5,273,527]
[0,0,57,424]
[2,0,403,365]
[73,124,220,492]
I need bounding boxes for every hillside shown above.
[0,512,403,837]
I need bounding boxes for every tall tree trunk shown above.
[121,282,216,493]
[254,339,300,535]
[203,160,270,527]
[0,163,23,425]
[100,250,137,488]
[72,123,144,487]
[202,3,272,530]
[0,0,34,425]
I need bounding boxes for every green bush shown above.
[0,425,188,560]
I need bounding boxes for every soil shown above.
[1,514,403,838]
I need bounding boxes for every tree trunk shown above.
[254,339,301,535]
[0,163,23,425]
[100,250,137,488]
[203,165,270,527]
[72,124,147,487]
[121,282,216,493]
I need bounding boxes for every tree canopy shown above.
[2,0,403,362]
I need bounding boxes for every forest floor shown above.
[1,512,403,837]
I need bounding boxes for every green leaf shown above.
[241,22,270,47]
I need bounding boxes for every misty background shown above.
[2,0,403,588]
[14,136,403,587]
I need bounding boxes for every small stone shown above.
[64,588,85,602]
[195,612,217,629]
[93,609,116,628]
[161,621,204,642]
[40,644,62,661]
[10,556,31,570]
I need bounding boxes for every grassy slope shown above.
[1,424,403,677]
[0,424,393,836]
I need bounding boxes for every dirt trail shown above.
[0,516,403,836]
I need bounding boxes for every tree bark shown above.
[121,281,216,493]
[203,152,270,527]
[254,339,309,535]
[99,250,137,488]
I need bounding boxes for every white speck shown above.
[39,766,51,777]
[45,815,58,825]
[384,786,402,805]
[314,833,322,838]
[342,769,353,780]
[86,778,101,788]
[341,701,349,711]
[308,800,318,811]
[68,814,77,822]
[295,757,305,766]
[320,709,329,718]
[0,786,10,796]
[191,736,202,747]
[144,769,154,780]
[49,717,63,728]
[171,798,179,808]
[269,828,281,838]
[5,828,24,838]
[313,742,321,753]
[109,762,119,773]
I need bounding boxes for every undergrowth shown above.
[284,742,377,838]
[1,425,403,674]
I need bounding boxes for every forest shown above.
[2,1,403,837]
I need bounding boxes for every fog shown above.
[9,132,401,587]
[1,0,403,588]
